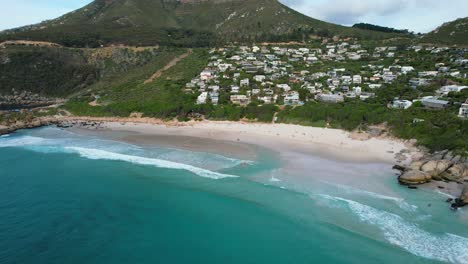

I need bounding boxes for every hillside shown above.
[0,0,404,47]
[421,17,468,46]
[0,44,183,96]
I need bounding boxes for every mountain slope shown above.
[421,17,468,46]
[0,0,404,47]
[0,44,181,96]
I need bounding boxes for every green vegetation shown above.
[0,46,98,96]
[0,45,175,96]
[421,17,468,46]
[352,23,410,34]
[0,0,408,47]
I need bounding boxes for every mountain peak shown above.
[0,0,403,47]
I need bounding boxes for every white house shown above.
[209,92,219,105]
[200,71,213,81]
[401,66,414,74]
[391,99,413,109]
[316,93,344,103]
[196,92,208,104]
[240,78,250,87]
[437,85,468,95]
[459,100,468,118]
[284,91,300,105]
[353,86,362,95]
[353,75,362,84]
[230,95,250,106]
[254,75,266,82]
[276,84,291,92]
[231,86,240,93]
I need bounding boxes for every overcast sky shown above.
[0,0,466,33]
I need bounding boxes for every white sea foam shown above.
[435,190,456,199]
[0,136,46,147]
[65,147,238,180]
[316,194,468,264]
[269,177,282,182]
[322,181,418,212]
[0,134,9,138]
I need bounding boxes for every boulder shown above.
[421,160,452,175]
[410,161,425,171]
[452,185,468,209]
[461,185,468,204]
[447,164,468,178]
[399,170,431,185]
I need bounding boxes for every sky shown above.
[0,0,466,33]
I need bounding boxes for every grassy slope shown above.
[66,48,209,117]
[0,45,179,97]
[421,17,468,46]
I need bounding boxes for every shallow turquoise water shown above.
[0,128,467,264]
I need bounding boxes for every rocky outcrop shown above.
[395,150,468,208]
[398,170,431,185]
[452,185,468,209]
[0,119,58,135]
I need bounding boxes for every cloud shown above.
[280,0,468,33]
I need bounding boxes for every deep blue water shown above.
[0,128,467,264]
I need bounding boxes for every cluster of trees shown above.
[352,23,410,34]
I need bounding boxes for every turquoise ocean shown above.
[1,127,468,264]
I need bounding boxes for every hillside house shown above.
[196,92,208,104]
[421,98,450,109]
[316,93,344,103]
[230,95,250,106]
[459,100,468,118]
[391,99,413,109]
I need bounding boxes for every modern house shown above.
[316,93,344,103]
[196,92,208,104]
[458,100,468,118]
[421,98,450,109]
[230,95,250,106]
[391,99,413,109]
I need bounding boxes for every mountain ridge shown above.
[0,0,405,47]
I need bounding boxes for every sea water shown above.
[0,127,467,264]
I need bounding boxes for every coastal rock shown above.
[421,160,452,176]
[452,184,468,209]
[410,161,425,171]
[461,185,468,204]
[398,170,431,185]
[447,164,468,178]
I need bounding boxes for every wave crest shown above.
[66,147,237,180]
[316,194,468,264]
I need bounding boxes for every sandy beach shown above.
[64,118,419,165]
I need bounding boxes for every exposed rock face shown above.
[399,170,431,185]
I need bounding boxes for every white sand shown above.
[76,119,418,165]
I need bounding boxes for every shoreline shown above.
[1,116,418,164]
[2,115,466,203]
[60,116,419,165]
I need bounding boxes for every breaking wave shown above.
[321,181,418,212]
[316,194,468,264]
[0,135,46,147]
[65,147,238,180]
[0,134,240,180]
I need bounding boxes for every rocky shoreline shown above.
[0,118,106,136]
[2,117,467,211]
[394,150,468,210]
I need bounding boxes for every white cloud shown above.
[280,0,468,33]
